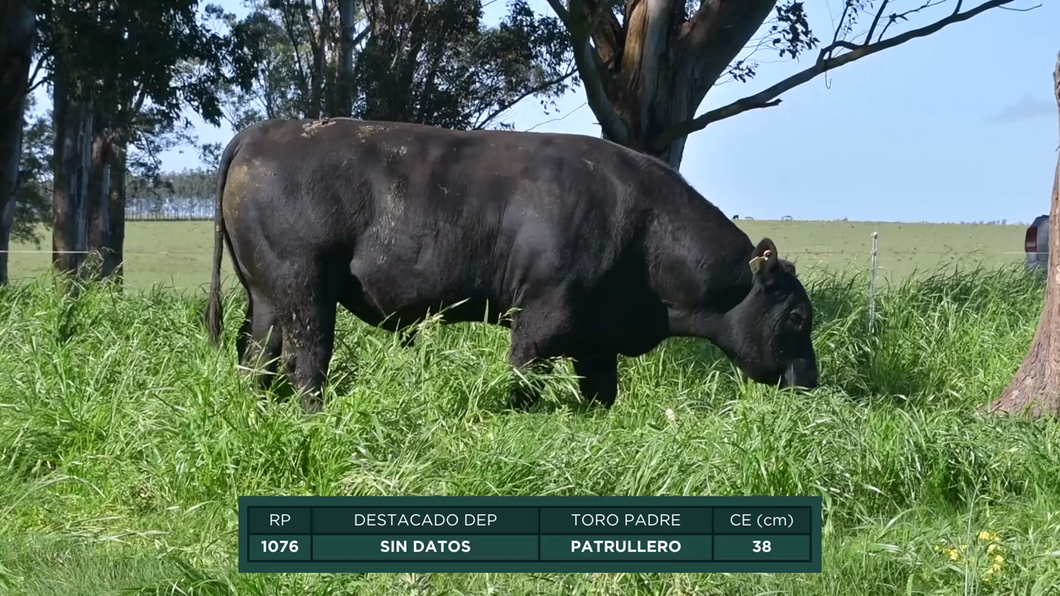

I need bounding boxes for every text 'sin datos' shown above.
[239,496,821,573]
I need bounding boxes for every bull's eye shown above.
[789,310,805,329]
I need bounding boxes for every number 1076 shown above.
[260,539,300,553]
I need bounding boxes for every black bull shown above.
[204,118,818,412]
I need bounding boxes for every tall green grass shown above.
[2,266,1059,595]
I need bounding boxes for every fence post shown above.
[868,232,879,333]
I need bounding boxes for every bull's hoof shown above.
[508,389,538,412]
[301,393,324,414]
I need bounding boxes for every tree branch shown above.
[651,0,1015,153]
[544,0,571,28]
[546,0,629,143]
[879,0,948,43]
[830,0,853,49]
[25,56,48,94]
[682,0,778,111]
[473,66,578,130]
[864,0,890,45]
[277,1,312,107]
[351,23,370,49]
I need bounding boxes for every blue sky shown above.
[161,0,1059,224]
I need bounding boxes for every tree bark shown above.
[105,140,125,282]
[569,0,776,168]
[86,116,112,279]
[337,0,356,117]
[51,69,94,279]
[0,0,35,285]
[306,0,330,118]
[989,52,1060,418]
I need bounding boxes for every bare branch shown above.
[830,0,853,50]
[650,0,1016,152]
[473,67,579,130]
[26,57,48,93]
[998,2,1040,10]
[878,0,948,43]
[526,101,588,132]
[865,0,890,45]
[277,1,312,104]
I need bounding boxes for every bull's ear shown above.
[748,237,779,281]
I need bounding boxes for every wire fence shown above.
[4,233,1045,337]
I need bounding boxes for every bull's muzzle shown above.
[781,358,818,390]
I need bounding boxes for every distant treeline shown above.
[126,169,215,220]
[124,173,1034,225]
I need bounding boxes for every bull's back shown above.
[223,119,643,309]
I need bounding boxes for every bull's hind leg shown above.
[507,291,577,410]
[277,269,339,414]
[236,289,283,389]
[572,352,618,408]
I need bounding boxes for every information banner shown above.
[239,496,821,573]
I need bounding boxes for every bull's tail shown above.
[205,137,241,345]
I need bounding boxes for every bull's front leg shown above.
[572,351,618,407]
[506,291,577,411]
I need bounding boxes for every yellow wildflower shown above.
[941,545,963,561]
[977,530,999,543]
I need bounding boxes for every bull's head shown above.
[723,238,818,389]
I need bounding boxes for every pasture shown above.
[6,220,1028,290]
[2,220,1059,595]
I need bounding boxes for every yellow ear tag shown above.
[748,249,772,274]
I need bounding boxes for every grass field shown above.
[7,220,1028,290]
[2,220,1058,595]
[3,263,1060,595]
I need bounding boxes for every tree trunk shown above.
[569,0,776,169]
[307,1,330,118]
[989,52,1060,418]
[51,70,94,279]
[0,0,35,285]
[603,64,692,168]
[337,0,356,117]
[86,116,112,279]
[105,140,125,282]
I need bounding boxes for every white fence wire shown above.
[2,231,1043,337]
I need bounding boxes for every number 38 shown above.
[752,540,772,553]
[261,539,299,553]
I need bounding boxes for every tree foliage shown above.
[11,95,50,246]
[222,0,575,133]
[31,0,260,128]
[26,0,262,278]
